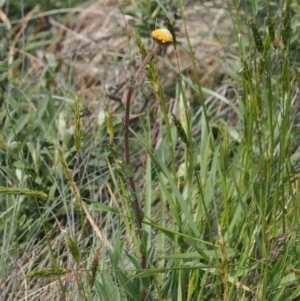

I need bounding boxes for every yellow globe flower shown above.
[151,28,173,44]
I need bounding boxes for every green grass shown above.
[1,0,300,300]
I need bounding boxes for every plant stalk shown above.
[124,42,160,301]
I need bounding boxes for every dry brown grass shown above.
[2,0,236,116]
[0,0,239,131]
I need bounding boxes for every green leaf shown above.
[133,131,201,238]
[13,160,33,169]
[115,270,140,301]
[160,249,237,260]
[25,39,57,52]
[87,200,120,215]
[101,272,121,301]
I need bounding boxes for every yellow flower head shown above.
[151,28,173,44]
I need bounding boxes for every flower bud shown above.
[151,28,173,44]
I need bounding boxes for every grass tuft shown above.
[2,1,300,300]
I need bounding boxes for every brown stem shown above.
[124,84,142,233]
[124,42,159,235]
[124,42,160,301]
